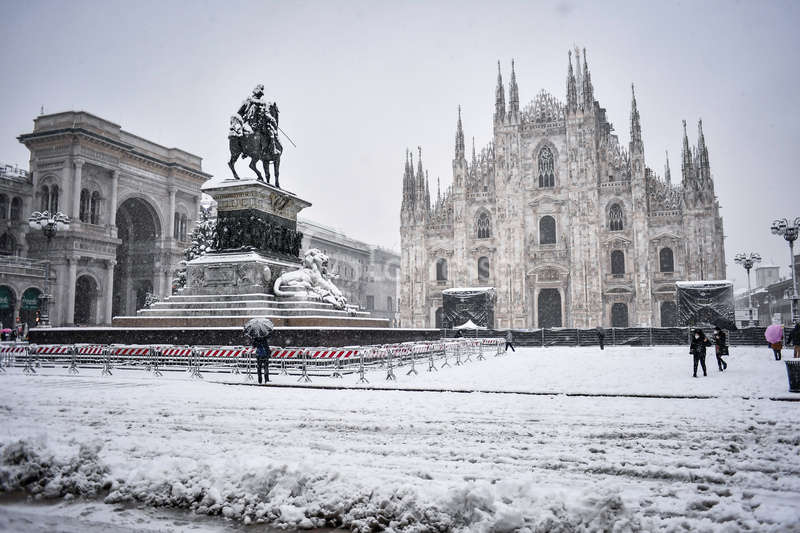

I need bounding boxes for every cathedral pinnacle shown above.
[567,50,578,113]
[455,105,465,160]
[508,59,519,119]
[581,48,594,109]
[630,83,643,154]
[495,60,506,124]
[665,151,671,183]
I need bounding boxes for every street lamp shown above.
[734,252,761,326]
[771,217,800,324]
[28,211,70,327]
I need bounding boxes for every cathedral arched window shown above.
[0,195,7,219]
[476,211,491,239]
[539,215,556,244]
[478,256,490,281]
[436,258,448,281]
[609,203,624,231]
[538,147,555,187]
[611,250,625,275]
[659,247,674,273]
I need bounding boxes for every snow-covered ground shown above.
[1,345,799,532]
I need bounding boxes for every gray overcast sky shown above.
[2,0,799,290]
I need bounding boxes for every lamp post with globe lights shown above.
[734,252,761,326]
[771,217,800,324]
[28,211,70,327]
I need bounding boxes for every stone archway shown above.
[74,275,99,325]
[113,198,160,317]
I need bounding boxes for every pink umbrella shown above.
[765,324,784,344]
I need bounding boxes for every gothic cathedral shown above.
[399,49,725,330]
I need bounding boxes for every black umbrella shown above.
[243,317,274,338]
[710,316,738,331]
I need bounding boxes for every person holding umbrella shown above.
[788,323,800,359]
[765,323,784,361]
[244,318,274,384]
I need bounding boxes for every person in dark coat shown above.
[788,323,800,359]
[252,333,272,384]
[689,328,712,377]
[505,330,515,352]
[713,326,728,371]
[596,326,605,350]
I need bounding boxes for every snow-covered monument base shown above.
[114,178,387,329]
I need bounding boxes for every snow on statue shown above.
[273,248,348,310]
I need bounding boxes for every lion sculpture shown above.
[273,249,348,310]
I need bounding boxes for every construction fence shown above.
[0,338,505,383]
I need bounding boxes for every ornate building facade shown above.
[400,49,726,330]
[2,111,211,327]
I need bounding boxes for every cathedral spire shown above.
[508,59,519,120]
[455,105,465,160]
[494,60,506,124]
[697,119,710,185]
[665,151,671,183]
[681,119,695,187]
[581,48,594,109]
[566,50,578,113]
[630,84,643,154]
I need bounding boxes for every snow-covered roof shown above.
[675,280,733,288]
[442,286,495,294]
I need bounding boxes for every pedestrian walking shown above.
[252,333,272,384]
[788,323,800,359]
[713,326,728,371]
[505,330,515,352]
[689,328,711,377]
[596,326,605,350]
[771,340,783,361]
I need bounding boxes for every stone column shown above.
[103,260,116,325]
[72,159,84,220]
[168,187,176,240]
[65,257,77,325]
[108,170,119,226]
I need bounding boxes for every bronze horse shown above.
[228,103,283,187]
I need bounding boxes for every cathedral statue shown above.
[228,84,284,187]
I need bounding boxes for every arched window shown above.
[179,214,189,242]
[90,191,101,224]
[659,247,674,273]
[538,147,555,187]
[173,213,181,240]
[611,250,625,275]
[539,215,556,244]
[0,233,15,256]
[40,184,59,213]
[611,303,629,327]
[436,258,448,281]
[478,256,490,281]
[0,195,7,219]
[10,198,21,221]
[476,212,491,239]
[80,189,90,222]
[609,203,624,231]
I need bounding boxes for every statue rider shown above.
[236,84,278,157]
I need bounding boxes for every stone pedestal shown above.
[113,178,390,329]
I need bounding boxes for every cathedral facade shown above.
[400,49,725,330]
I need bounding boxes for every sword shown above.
[278,126,296,148]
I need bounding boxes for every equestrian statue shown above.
[228,84,283,187]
